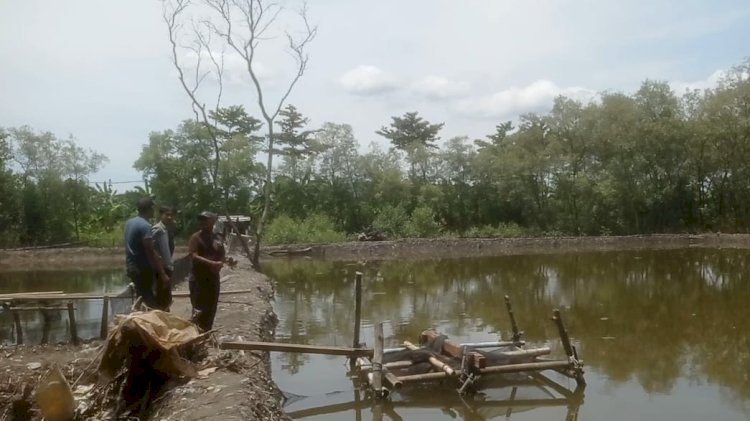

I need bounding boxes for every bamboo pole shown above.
[100,296,110,339]
[552,309,586,386]
[552,309,574,358]
[351,272,363,369]
[67,301,79,345]
[397,371,450,383]
[220,341,374,357]
[384,340,526,354]
[7,306,72,311]
[12,309,23,345]
[499,347,551,358]
[372,322,384,396]
[403,341,455,376]
[479,360,571,375]
[505,295,522,342]
[358,360,413,371]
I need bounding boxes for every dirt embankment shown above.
[1,256,287,420]
[5,234,750,270]
[263,233,750,261]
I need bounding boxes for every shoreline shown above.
[3,234,750,270]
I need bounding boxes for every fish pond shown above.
[264,248,750,421]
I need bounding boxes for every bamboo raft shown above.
[353,300,585,399]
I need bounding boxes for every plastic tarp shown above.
[98,310,202,381]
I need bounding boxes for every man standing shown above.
[152,206,176,311]
[188,211,225,331]
[124,197,169,309]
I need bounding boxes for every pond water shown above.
[0,268,130,344]
[264,248,750,421]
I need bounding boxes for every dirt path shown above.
[148,257,287,421]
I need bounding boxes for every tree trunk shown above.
[253,122,275,266]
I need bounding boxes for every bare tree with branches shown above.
[162,0,317,266]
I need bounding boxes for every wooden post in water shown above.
[100,296,110,339]
[372,321,384,397]
[351,272,363,368]
[505,295,522,342]
[552,309,574,358]
[67,301,79,345]
[12,309,23,345]
[552,308,586,386]
[353,272,363,348]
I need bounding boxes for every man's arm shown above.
[143,228,167,280]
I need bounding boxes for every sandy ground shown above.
[0,256,287,420]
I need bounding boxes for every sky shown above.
[1,0,748,190]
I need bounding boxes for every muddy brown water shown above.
[264,248,750,421]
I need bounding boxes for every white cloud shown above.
[671,69,725,93]
[410,75,470,100]
[455,80,596,119]
[338,65,398,95]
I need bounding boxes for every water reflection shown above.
[0,268,130,344]
[264,248,750,420]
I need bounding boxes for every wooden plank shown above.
[0,291,64,299]
[8,306,73,311]
[220,341,374,357]
[420,330,462,357]
[404,341,455,376]
[5,289,255,302]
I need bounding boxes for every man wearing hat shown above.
[123,197,169,309]
[187,211,225,331]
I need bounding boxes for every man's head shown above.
[136,197,155,219]
[159,206,176,226]
[197,211,217,232]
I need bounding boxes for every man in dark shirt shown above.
[124,197,169,309]
[188,211,225,331]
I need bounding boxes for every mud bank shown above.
[263,233,750,261]
[0,256,287,420]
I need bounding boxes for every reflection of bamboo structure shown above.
[287,373,585,420]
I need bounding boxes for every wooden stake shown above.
[552,309,574,358]
[100,296,110,339]
[372,322,384,396]
[505,295,522,342]
[12,309,23,345]
[67,301,79,345]
[351,272,363,367]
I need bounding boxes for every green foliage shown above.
[372,205,411,238]
[264,213,346,245]
[462,223,527,238]
[405,206,442,238]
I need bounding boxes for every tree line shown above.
[140,58,750,242]
[1,58,748,248]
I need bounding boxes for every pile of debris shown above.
[3,310,211,421]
